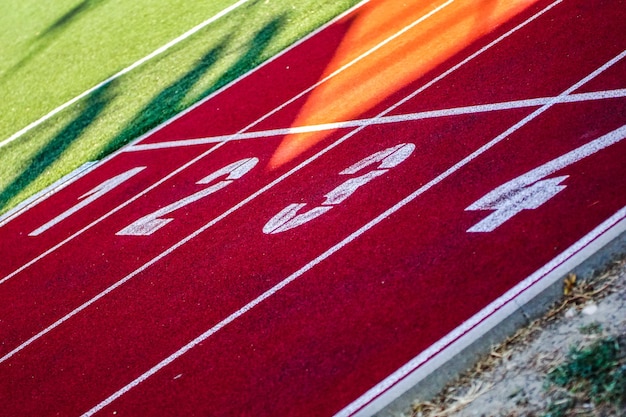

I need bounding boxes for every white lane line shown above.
[2,0,558,369]
[2,0,449,151]
[0,0,376,283]
[1,0,454,365]
[297,51,625,318]
[0,161,97,228]
[465,125,626,233]
[127,88,626,151]
[191,0,455,148]
[0,0,372,225]
[0,141,216,286]
[76,2,571,415]
[336,205,626,417]
[0,0,255,150]
[0,0,448,284]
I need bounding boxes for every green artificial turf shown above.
[0,0,362,214]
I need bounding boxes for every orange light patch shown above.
[268,0,539,169]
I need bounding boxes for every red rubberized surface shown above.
[1,0,625,416]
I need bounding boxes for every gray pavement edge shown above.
[352,210,626,417]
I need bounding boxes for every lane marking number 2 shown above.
[117,158,258,236]
[263,143,416,234]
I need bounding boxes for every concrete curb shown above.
[349,210,626,417]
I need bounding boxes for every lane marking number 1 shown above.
[29,167,146,237]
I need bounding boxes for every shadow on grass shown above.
[40,0,108,39]
[0,81,115,209]
[94,34,234,159]
[1,0,108,81]
[0,14,287,212]
[97,14,287,158]
[199,13,288,97]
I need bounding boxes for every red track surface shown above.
[1,0,625,415]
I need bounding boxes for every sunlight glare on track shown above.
[269,0,541,169]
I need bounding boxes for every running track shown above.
[1,0,625,415]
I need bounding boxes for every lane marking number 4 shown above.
[466,124,626,232]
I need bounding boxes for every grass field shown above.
[0,0,361,214]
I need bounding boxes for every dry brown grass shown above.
[409,259,624,417]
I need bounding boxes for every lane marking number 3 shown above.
[263,143,415,234]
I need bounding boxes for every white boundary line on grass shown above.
[0,0,254,150]
[0,0,371,249]
[0,0,459,370]
[0,0,446,284]
[75,2,581,415]
[126,88,626,151]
